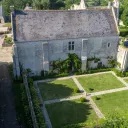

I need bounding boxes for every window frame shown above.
[68,41,75,51]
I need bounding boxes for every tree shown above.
[96,113,128,128]
[2,0,32,16]
[2,0,11,16]
[32,0,50,9]
[121,8,128,26]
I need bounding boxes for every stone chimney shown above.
[10,5,14,14]
[80,0,86,9]
[108,1,112,8]
[113,0,120,24]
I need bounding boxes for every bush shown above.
[120,27,128,37]
[80,97,86,102]
[74,88,80,93]
[17,83,33,128]
[4,36,12,44]
[95,96,101,100]
[28,79,47,128]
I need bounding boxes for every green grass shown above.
[3,23,11,27]
[92,90,128,116]
[77,73,125,93]
[46,100,98,128]
[38,78,79,100]
[124,78,128,83]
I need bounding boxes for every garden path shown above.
[34,71,128,127]
[72,77,104,118]
[44,94,85,105]
[34,82,53,128]
[90,87,128,96]
[111,71,128,87]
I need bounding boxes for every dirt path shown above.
[0,46,21,128]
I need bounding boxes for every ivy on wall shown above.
[50,53,81,74]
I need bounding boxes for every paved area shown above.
[90,87,128,96]
[0,47,13,63]
[0,63,20,128]
[44,95,85,105]
[0,46,22,128]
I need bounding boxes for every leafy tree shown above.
[96,113,128,128]
[32,0,50,9]
[2,0,11,16]
[65,0,80,9]
[49,0,65,9]
[121,8,128,26]
[2,0,32,16]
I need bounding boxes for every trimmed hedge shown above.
[74,88,80,93]
[28,78,47,128]
[13,81,33,128]
[120,27,128,37]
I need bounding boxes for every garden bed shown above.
[77,73,125,93]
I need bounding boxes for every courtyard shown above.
[35,71,128,128]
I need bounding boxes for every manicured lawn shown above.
[124,78,128,83]
[92,90,128,116]
[46,100,98,128]
[77,73,125,93]
[38,79,79,100]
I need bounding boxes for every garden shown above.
[38,78,80,100]
[76,73,125,93]
[36,71,128,128]
[46,100,98,128]
[92,90,128,117]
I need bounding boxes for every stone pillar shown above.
[81,39,88,72]
[13,44,21,77]
[81,56,87,71]
[42,43,49,74]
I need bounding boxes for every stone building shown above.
[117,40,128,71]
[12,1,119,77]
[0,5,5,23]
[70,0,86,10]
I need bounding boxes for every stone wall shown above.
[13,35,118,76]
[117,46,128,71]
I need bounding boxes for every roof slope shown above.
[13,9,118,42]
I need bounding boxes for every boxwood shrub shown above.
[28,78,47,128]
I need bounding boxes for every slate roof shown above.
[13,8,118,42]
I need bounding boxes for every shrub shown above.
[95,96,101,100]
[80,97,86,102]
[4,36,12,44]
[74,88,80,93]
[28,79,47,128]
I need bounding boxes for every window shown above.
[108,43,110,47]
[68,41,74,50]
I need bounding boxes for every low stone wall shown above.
[23,73,38,128]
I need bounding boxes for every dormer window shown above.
[69,41,74,50]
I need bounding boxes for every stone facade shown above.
[117,46,128,71]
[13,36,118,76]
[12,4,119,77]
